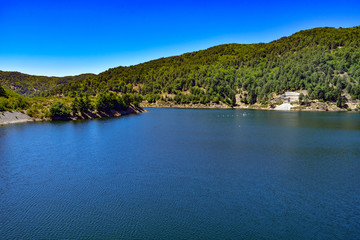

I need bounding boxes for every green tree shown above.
[0,98,9,111]
[83,95,93,111]
[247,88,257,105]
[146,94,160,103]
[336,95,346,108]
[78,97,86,113]
[0,85,7,98]
[96,92,126,111]
[304,95,310,106]
[298,93,304,105]
[71,97,80,114]
[11,96,29,110]
[49,102,71,119]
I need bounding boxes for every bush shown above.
[122,94,131,107]
[11,96,29,110]
[336,96,346,108]
[298,93,304,104]
[71,97,80,114]
[174,94,182,104]
[212,96,220,104]
[49,102,70,119]
[71,95,94,114]
[0,97,9,111]
[96,92,126,111]
[131,94,143,107]
[146,94,160,103]
[26,104,43,118]
[0,86,7,98]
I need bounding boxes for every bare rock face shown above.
[0,111,31,125]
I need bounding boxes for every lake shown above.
[0,108,359,239]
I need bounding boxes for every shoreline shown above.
[1,102,356,126]
[0,111,33,125]
[0,105,147,126]
[140,102,354,112]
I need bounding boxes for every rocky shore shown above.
[140,100,358,112]
[0,105,147,126]
[0,111,33,125]
[2,101,357,126]
[140,101,230,109]
[51,105,147,121]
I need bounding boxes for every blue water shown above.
[0,109,359,239]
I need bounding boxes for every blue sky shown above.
[1,0,359,76]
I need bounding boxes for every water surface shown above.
[0,109,359,239]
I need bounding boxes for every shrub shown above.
[131,94,143,107]
[11,96,29,110]
[96,92,126,111]
[71,97,80,114]
[49,102,70,118]
[146,94,160,103]
[336,96,346,108]
[71,95,94,114]
[298,93,304,104]
[26,104,43,118]
[0,97,9,111]
[0,86,7,98]
[212,96,220,104]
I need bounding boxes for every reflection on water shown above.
[0,109,359,239]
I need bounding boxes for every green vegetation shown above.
[46,93,142,119]
[1,83,141,120]
[2,26,360,119]
[71,94,94,114]
[96,92,127,111]
[39,27,360,107]
[0,85,7,98]
[0,71,94,96]
[0,85,29,112]
[49,102,71,119]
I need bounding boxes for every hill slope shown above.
[2,26,360,108]
[0,71,95,96]
[42,26,360,106]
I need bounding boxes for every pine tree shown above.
[0,85,7,98]
[71,97,80,114]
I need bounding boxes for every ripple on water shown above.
[0,109,359,239]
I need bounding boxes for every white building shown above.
[284,92,300,102]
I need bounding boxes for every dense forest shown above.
[38,26,360,106]
[1,26,360,116]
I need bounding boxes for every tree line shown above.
[2,27,360,111]
[39,27,360,107]
[49,93,142,119]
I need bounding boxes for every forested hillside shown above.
[0,71,94,96]
[41,26,360,106]
[0,85,29,112]
[0,83,142,120]
[1,26,360,108]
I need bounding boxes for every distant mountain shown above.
[0,71,95,96]
[3,26,360,105]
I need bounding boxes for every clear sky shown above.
[1,0,359,76]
